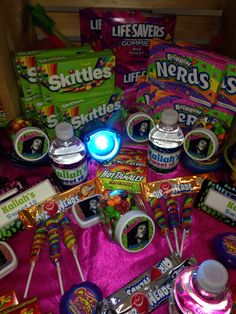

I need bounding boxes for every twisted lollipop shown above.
[24,224,47,298]
[166,198,180,255]
[58,213,85,281]
[180,196,193,257]
[46,218,64,295]
[152,200,174,253]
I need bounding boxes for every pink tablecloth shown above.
[0,153,235,314]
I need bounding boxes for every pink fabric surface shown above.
[0,153,235,314]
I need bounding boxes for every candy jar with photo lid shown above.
[98,189,155,253]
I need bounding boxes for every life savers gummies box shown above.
[36,49,116,103]
[147,39,226,108]
[80,8,106,51]
[16,45,93,98]
[101,10,176,64]
[56,87,124,138]
[115,62,147,90]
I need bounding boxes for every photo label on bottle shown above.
[53,161,88,186]
[147,145,181,173]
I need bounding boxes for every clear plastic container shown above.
[148,109,184,173]
[49,122,88,187]
[169,259,233,314]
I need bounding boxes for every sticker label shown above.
[0,180,57,228]
[204,189,236,221]
[53,160,88,186]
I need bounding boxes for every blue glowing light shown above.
[85,129,122,164]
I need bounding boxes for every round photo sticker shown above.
[115,210,155,253]
[14,127,50,162]
[183,128,218,161]
[126,113,155,143]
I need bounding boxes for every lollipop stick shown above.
[72,246,85,282]
[180,229,187,258]
[23,261,35,299]
[173,228,180,255]
[165,234,174,253]
[56,261,64,295]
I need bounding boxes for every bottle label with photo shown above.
[53,160,88,186]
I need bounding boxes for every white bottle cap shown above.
[160,109,178,126]
[196,259,228,294]
[55,122,74,140]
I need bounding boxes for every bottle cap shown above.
[126,112,155,143]
[55,122,74,140]
[196,259,228,294]
[160,109,178,126]
[115,210,155,253]
[184,128,219,161]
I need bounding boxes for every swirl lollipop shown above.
[24,224,47,298]
[152,200,174,253]
[166,198,180,255]
[180,196,193,257]
[46,218,64,295]
[58,213,85,281]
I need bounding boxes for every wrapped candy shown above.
[46,218,64,295]
[58,214,85,281]
[180,196,193,257]
[166,198,180,255]
[24,224,46,298]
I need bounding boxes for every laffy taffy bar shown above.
[19,178,104,228]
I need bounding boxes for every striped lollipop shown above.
[46,218,64,295]
[151,200,174,253]
[24,224,47,298]
[58,213,85,281]
[180,196,193,257]
[166,198,180,255]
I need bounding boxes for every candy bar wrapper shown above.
[19,178,105,228]
[101,10,176,64]
[2,297,42,313]
[0,289,19,311]
[141,173,216,201]
[195,179,236,227]
[147,39,226,107]
[96,148,148,194]
[95,256,197,313]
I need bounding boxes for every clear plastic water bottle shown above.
[148,109,184,173]
[169,259,233,314]
[49,122,88,188]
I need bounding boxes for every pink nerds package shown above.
[101,10,176,63]
[147,39,227,108]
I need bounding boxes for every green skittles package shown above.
[56,87,124,138]
[36,49,116,103]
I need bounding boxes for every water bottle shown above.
[169,259,233,314]
[148,109,184,173]
[49,122,88,188]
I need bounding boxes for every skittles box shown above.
[36,49,116,103]
[147,39,226,107]
[96,147,148,194]
[217,61,236,110]
[20,94,42,119]
[16,45,93,98]
[56,87,124,138]
[33,99,62,140]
